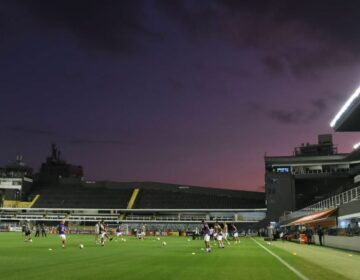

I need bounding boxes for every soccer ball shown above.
[79,244,84,249]
[162,241,167,246]
[157,237,160,241]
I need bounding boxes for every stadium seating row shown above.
[28,183,265,209]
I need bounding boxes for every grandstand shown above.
[27,181,265,210]
[265,134,357,222]
[0,145,266,226]
[29,184,133,209]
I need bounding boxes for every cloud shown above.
[312,98,327,112]
[69,139,134,146]
[4,125,54,136]
[268,97,331,124]
[2,125,134,146]
[156,0,360,77]
[16,0,164,53]
[268,110,306,124]
[248,95,333,125]
[261,56,285,75]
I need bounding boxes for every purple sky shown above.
[1,0,360,191]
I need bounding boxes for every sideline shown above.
[251,238,310,280]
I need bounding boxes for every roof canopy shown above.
[288,208,337,226]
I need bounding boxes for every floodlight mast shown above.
[330,85,360,128]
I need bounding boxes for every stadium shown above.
[2,1,360,278]
[1,86,360,279]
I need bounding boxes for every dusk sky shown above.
[1,0,360,191]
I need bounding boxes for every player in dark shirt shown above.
[35,224,40,237]
[41,223,47,237]
[231,223,240,244]
[58,220,67,248]
[115,223,123,241]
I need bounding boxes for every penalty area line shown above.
[251,238,309,280]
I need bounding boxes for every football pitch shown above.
[0,233,359,280]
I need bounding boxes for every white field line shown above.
[251,238,310,280]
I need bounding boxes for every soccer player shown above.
[99,220,106,246]
[202,220,211,253]
[35,223,40,237]
[231,223,240,244]
[214,222,224,248]
[99,220,113,246]
[139,224,146,240]
[223,223,230,245]
[58,220,67,248]
[95,222,100,244]
[209,226,214,241]
[41,223,47,237]
[21,223,26,237]
[24,220,32,242]
[115,223,122,241]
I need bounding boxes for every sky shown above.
[1,0,360,191]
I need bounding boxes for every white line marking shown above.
[251,238,309,280]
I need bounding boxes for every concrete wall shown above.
[314,234,360,252]
[265,173,295,222]
[338,200,360,217]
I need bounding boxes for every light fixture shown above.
[330,85,360,127]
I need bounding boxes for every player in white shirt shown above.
[138,224,146,240]
[95,222,100,244]
[223,223,230,245]
[202,220,211,253]
[24,221,32,242]
[214,222,224,248]
[99,220,113,246]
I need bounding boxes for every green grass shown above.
[0,233,358,280]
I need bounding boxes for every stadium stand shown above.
[1,145,265,213]
[134,188,262,209]
[27,182,265,209]
[30,184,133,209]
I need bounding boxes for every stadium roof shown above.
[288,208,337,226]
[330,85,360,131]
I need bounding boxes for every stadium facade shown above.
[265,134,360,222]
[269,85,360,250]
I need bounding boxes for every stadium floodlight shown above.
[330,85,360,128]
[353,142,360,150]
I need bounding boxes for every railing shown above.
[0,207,267,223]
[280,185,360,223]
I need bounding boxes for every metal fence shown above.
[0,207,267,223]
